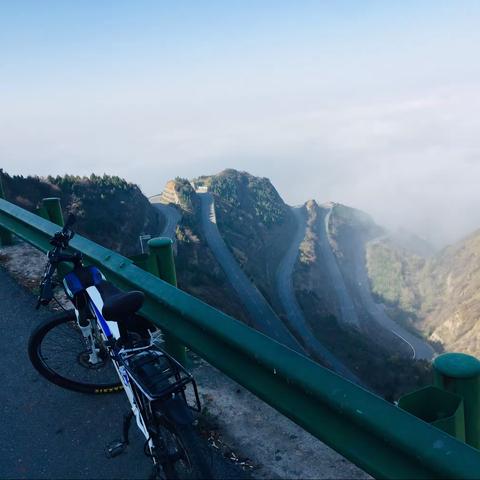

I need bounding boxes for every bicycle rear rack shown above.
[119,344,201,411]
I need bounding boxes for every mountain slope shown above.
[422,230,480,354]
[197,192,303,353]
[367,229,480,356]
[1,171,161,256]
[292,200,432,398]
[193,169,297,313]
[155,178,252,325]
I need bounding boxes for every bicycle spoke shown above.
[38,318,119,386]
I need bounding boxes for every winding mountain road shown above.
[317,206,360,328]
[150,196,181,241]
[275,207,361,382]
[198,193,303,354]
[322,205,435,361]
[352,240,435,360]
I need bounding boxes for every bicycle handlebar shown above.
[36,214,81,309]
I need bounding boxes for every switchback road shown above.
[198,193,303,354]
[275,207,361,383]
[352,239,435,360]
[318,206,360,328]
[150,198,181,241]
[321,205,434,361]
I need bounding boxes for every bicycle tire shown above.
[165,423,213,480]
[28,310,123,394]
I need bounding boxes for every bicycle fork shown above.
[76,309,102,365]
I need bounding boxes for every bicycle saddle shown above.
[98,281,145,321]
[102,291,144,321]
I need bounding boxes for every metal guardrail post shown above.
[41,197,64,226]
[434,352,480,449]
[147,237,187,366]
[398,385,466,442]
[0,175,13,246]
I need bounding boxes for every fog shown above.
[2,2,480,249]
[3,83,479,249]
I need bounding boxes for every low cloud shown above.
[1,85,479,248]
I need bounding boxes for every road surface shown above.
[150,201,181,242]
[0,266,248,479]
[317,206,360,328]
[275,207,361,382]
[351,239,435,360]
[198,193,303,354]
[321,205,435,361]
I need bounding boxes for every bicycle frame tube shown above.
[70,284,153,444]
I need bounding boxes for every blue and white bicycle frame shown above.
[62,266,200,458]
[65,271,153,440]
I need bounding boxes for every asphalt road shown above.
[318,206,360,328]
[321,205,435,361]
[0,267,248,479]
[197,193,302,354]
[275,207,360,382]
[151,202,181,242]
[351,239,435,360]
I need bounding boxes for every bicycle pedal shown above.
[105,440,127,458]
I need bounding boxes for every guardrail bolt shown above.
[147,237,187,366]
[434,352,480,449]
[0,174,13,246]
[41,197,64,226]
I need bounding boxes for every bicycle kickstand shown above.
[105,411,134,458]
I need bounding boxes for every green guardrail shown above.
[1,197,480,479]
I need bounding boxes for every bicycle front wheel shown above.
[28,310,123,394]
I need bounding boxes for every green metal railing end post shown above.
[147,237,187,366]
[42,198,64,226]
[0,175,13,246]
[398,385,466,442]
[434,352,480,449]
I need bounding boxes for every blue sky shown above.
[1,1,480,245]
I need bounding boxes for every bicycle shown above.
[28,214,212,479]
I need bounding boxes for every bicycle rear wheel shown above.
[28,310,123,394]
[172,423,213,480]
[152,420,213,480]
